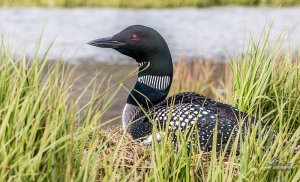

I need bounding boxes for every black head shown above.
[89,26,174,127]
[88,25,171,63]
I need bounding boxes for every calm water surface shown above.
[0,7,300,63]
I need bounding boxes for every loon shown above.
[88,25,257,152]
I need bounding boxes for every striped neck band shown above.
[137,75,171,90]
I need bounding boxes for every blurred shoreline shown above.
[1,0,299,8]
[1,7,299,63]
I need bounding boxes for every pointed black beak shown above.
[87,36,125,48]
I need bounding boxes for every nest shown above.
[81,125,151,180]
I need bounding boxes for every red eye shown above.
[131,34,140,41]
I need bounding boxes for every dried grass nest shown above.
[82,125,151,169]
[81,125,299,180]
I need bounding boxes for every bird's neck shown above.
[122,54,173,129]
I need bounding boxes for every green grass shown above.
[231,30,300,132]
[0,0,299,8]
[0,30,299,181]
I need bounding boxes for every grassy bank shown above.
[0,32,300,181]
[0,0,299,8]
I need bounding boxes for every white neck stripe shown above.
[138,75,170,90]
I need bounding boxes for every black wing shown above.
[128,92,257,151]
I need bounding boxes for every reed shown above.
[0,31,299,181]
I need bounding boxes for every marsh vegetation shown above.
[0,30,299,181]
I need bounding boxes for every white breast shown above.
[122,103,141,130]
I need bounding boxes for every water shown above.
[0,7,300,63]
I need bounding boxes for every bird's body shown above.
[88,25,258,152]
[128,92,256,151]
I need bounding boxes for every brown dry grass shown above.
[82,125,151,181]
[171,59,230,99]
[88,126,241,180]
